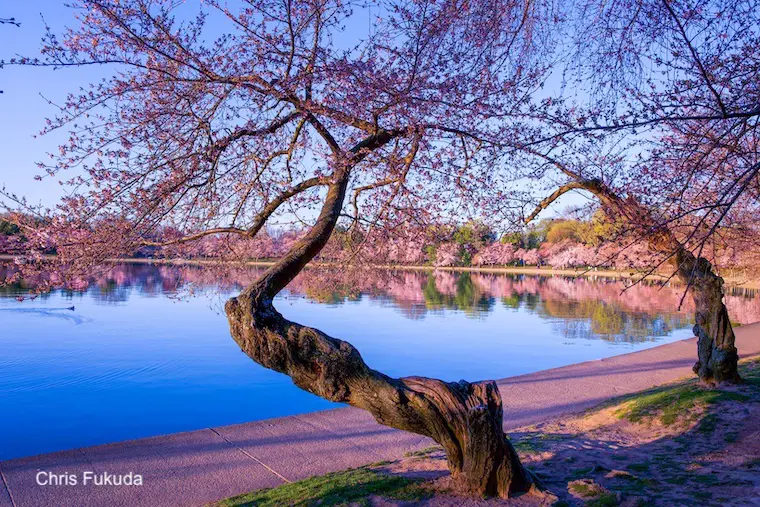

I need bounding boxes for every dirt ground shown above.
[364,358,760,507]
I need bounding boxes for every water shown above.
[1,263,757,460]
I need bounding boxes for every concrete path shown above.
[3,323,760,507]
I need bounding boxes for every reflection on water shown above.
[1,263,759,460]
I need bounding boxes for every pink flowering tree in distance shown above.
[0,0,556,498]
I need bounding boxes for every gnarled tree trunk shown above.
[225,295,535,497]
[224,156,539,498]
[674,253,740,384]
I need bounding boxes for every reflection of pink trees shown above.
[143,264,760,324]
[8,263,759,326]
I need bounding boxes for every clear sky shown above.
[0,1,585,220]
[1,1,95,206]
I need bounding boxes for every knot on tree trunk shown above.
[224,291,539,499]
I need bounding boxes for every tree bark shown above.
[224,143,539,497]
[675,253,740,384]
[225,295,536,497]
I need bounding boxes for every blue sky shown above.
[0,1,584,220]
[1,1,96,206]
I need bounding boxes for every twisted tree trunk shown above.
[673,252,740,384]
[224,154,539,498]
[225,296,535,497]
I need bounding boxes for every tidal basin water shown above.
[2,263,759,460]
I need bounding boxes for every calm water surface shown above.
[2,264,758,460]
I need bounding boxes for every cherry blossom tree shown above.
[434,241,461,267]
[472,241,515,266]
[1,0,556,497]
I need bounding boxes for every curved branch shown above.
[211,111,302,155]
[523,180,592,224]
[137,177,327,248]
[243,128,403,301]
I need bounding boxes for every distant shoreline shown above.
[51,255,760,290]
[3,254,758,290]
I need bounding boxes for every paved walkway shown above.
[3,323,760,507]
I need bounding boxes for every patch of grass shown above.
[513,438,541,454]
[403,445,440,458]
[585,492,619,507]
[509,432,566,455]
[569,479,611,500]
[569,482,595,496]
[691,473,720,486]
[612,380,748,426]
[214,467,430,507]
[628,462,650,473]
[537,432,566,442]
[740,358,760,388]
[697,413,719,433]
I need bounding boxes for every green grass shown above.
[569,481,618,506]
[585,492,619,507]
[403,445,440,458]
[742,358,760,388]
[628,462,650,473]
[594,356,760,427]
[613,381,748,425]
[214,467,430,507]
[510,432,567,455]
[512,438,541,454]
